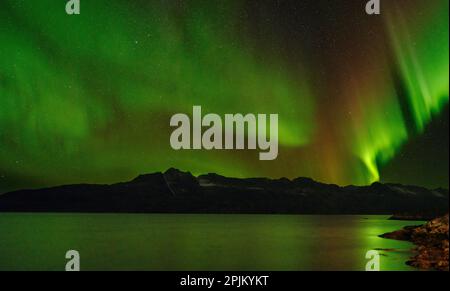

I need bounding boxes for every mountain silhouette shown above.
[0,168,448,215]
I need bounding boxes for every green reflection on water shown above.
[0,214,423,271]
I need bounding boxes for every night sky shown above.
[0,0,448,193]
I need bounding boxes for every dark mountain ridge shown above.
[0,168,448,215]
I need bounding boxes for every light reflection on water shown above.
[0,214,424,271]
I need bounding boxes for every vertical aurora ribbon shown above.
[0,0,448,191]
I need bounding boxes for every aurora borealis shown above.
[0,0,448,193]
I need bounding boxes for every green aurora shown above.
[0,0,448,192]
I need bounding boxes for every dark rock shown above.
[381,214,449,271]
[379,225,419,241]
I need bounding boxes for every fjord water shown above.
[0,214,423,271]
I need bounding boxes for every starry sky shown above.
[0,0,448,193]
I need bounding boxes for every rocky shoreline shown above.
[380,214,449,271]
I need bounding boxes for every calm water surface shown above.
[0,214,424,271]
